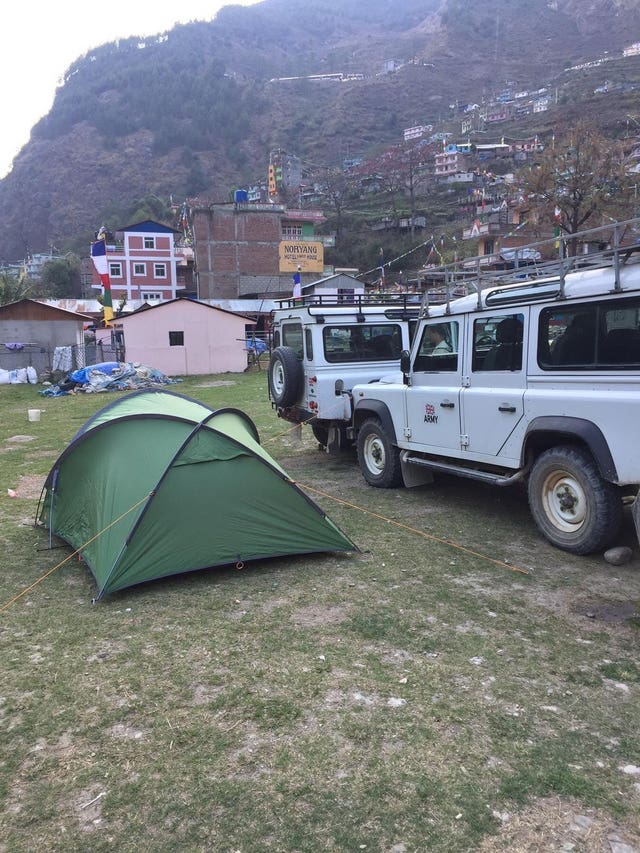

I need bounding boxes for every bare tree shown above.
[521,121,633,253]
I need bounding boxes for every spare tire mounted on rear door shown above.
[269,346,304,408]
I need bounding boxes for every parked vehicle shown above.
[350,218,640,554]
[268,296,419,451]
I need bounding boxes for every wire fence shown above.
[0,341,119,378]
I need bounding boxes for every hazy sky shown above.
[0,0,261,179]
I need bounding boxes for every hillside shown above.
[0,0,639,262]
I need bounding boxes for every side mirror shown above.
[400,349,410,374]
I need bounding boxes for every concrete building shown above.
[100,297,253,376]
[192,201,327,300]
[90,220,194,303]
[0,299,91,373]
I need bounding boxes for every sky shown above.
[0,0,261,179]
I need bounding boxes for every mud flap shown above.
[400,451,435,488]
[326,426,347,455]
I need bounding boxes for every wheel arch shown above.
[523,416,618,483]
[353,399,398,444]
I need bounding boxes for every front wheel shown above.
[357,418,403,488]
[528,445,623,554]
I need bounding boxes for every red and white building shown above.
[90,219,194,303]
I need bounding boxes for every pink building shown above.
[100,298,253,376]
[91,220,194,303]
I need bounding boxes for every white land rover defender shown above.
[351,219,640,554]
[268,297,419,451]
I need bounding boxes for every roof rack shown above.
[274,292,423,313]
[418,216,640,316]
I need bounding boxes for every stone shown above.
[604,546,633,566]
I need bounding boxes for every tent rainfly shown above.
[37,390,356,598]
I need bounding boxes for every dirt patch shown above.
[107,724,145,740]
[291,604,349,627]
[13,475,47,500]
[194,380,237,388]
[70,786,107,833]
[478,796,640,852]
[572,599,640,623]
[530,586,640,635]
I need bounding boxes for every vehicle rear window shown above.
[322,324,402,363]
[538,297,640,369]
[281,323,303,359]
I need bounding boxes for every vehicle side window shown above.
[413,321,459,372]
[323,324,403,362]
[473,313,524,372]
[304,328,313,361]
[282,322,303,359]
[538,297,640,369]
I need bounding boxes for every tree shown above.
[0,271,31,305]
[39,256,82,298]
[320,167,354,237]
[363,140,434,231]
[521,121,633,253]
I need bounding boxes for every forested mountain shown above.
[1,0,639,262]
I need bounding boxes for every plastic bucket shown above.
[28,409,41,422]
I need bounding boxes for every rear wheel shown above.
[311,423,329,447]
[528,445,622,554]
[357,418,403,488]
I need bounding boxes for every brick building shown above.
[192,201,327,300]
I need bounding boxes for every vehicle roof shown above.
[273,304,419,320]
[423,262,640,319]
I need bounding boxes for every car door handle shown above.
[440,401,455,409]
[498,405,516,413]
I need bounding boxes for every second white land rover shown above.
[268,297,419,451]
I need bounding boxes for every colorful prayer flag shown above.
[91,239,113,325]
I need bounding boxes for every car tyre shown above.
[528,445,623,554]
[311,423,329,447]
[269,346,303,408]
[357,418,403,488]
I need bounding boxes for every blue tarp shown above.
[69,362,121,384]
[40,362,180,396]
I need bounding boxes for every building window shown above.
[133,263,145,276]
[282,224,303,240]
[169,331,184,346]
[144,236,155,249]
[109,262,122,277]
[142,292,162,301]
[154,263,167,278]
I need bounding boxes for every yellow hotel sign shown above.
[279,241,324,273]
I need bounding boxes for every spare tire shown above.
[269,346,304,408]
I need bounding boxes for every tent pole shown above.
[48,469,59,550]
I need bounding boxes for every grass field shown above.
[1,371,640,852]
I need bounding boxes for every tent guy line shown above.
[1,492,153,612]
[2,474,528,613]
[299,482,531,577]
[260,415,530,576]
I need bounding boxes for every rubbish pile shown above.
[39,361,180,396]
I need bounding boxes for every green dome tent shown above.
[37,390,356,599]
